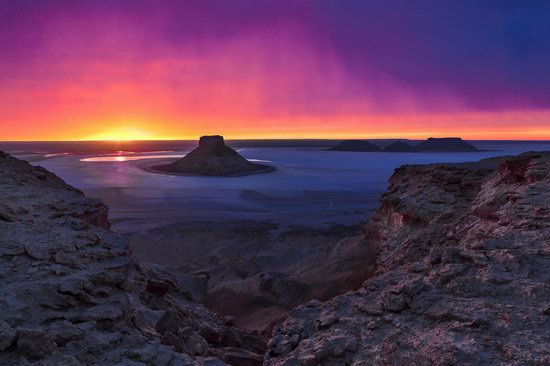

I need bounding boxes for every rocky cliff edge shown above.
[3,150,550,365]
[0,152,266,366]
[266,152,550,365]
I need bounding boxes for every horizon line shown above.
[3,138,550,143]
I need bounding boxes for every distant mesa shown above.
[153,135,273,176]
[328,140,382,152]
[415,137,479,152]
[328,137,478,153]
[383,140,417,152]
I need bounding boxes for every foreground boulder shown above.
[0,152,265,365]
[415,137,479,151]
[154,135,272,176]
[266,152,550,365]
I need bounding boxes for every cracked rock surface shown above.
[3,150,550,365]
[0,152,265,365]
[266,152,550,365]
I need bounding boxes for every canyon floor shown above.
[127,220,374,330]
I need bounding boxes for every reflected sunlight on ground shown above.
[80,155,185,162]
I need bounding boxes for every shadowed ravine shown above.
[128,220,375,330]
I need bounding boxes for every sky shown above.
[1,0,550,141]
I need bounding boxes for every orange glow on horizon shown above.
[84,126,157,141]
[2,5,550,143]
[3,110,550,142]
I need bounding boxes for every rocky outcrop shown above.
[0,152,266,365]
[5,148,550,365]
[415,137,479,152]
[383,141,417,152]
[328,140,382,152]
[154,136,272,176]
[266,152,550,365]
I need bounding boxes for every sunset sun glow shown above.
[85,127,157,142]
[1,1,550,141]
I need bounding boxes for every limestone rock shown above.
[0,320,16,351]
[0,152,265,365]
[216,347,264,366]
[146,278,173,296]
[266,152,550,365]
[16,328,57,358]
[48,320,84,345]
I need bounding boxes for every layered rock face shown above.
[0,152,266,365]
[156,135,271,176]
[266,152,550,365]
[328,140,382,152]
[4,148,550,365]
[415,137,479,151]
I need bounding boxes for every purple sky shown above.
[1,0,550,140]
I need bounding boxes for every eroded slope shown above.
[266,152,550,365]
[0,152,265,366]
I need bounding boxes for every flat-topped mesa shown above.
[198,135,226,149]
[327,137,478,153]
[190,135,240,157]
[328,140,382,152]
[415,137,479,152]
[156,135,273,176]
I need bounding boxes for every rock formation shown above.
[154,135,272,176]
[328,140,382,152]
[415,137,479,151]
[328,138,478,153]
[129,220,376,331]
[0,152,266,365]
[266,152,550,365]
[4,148,550,365]
[383,140,417,152]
